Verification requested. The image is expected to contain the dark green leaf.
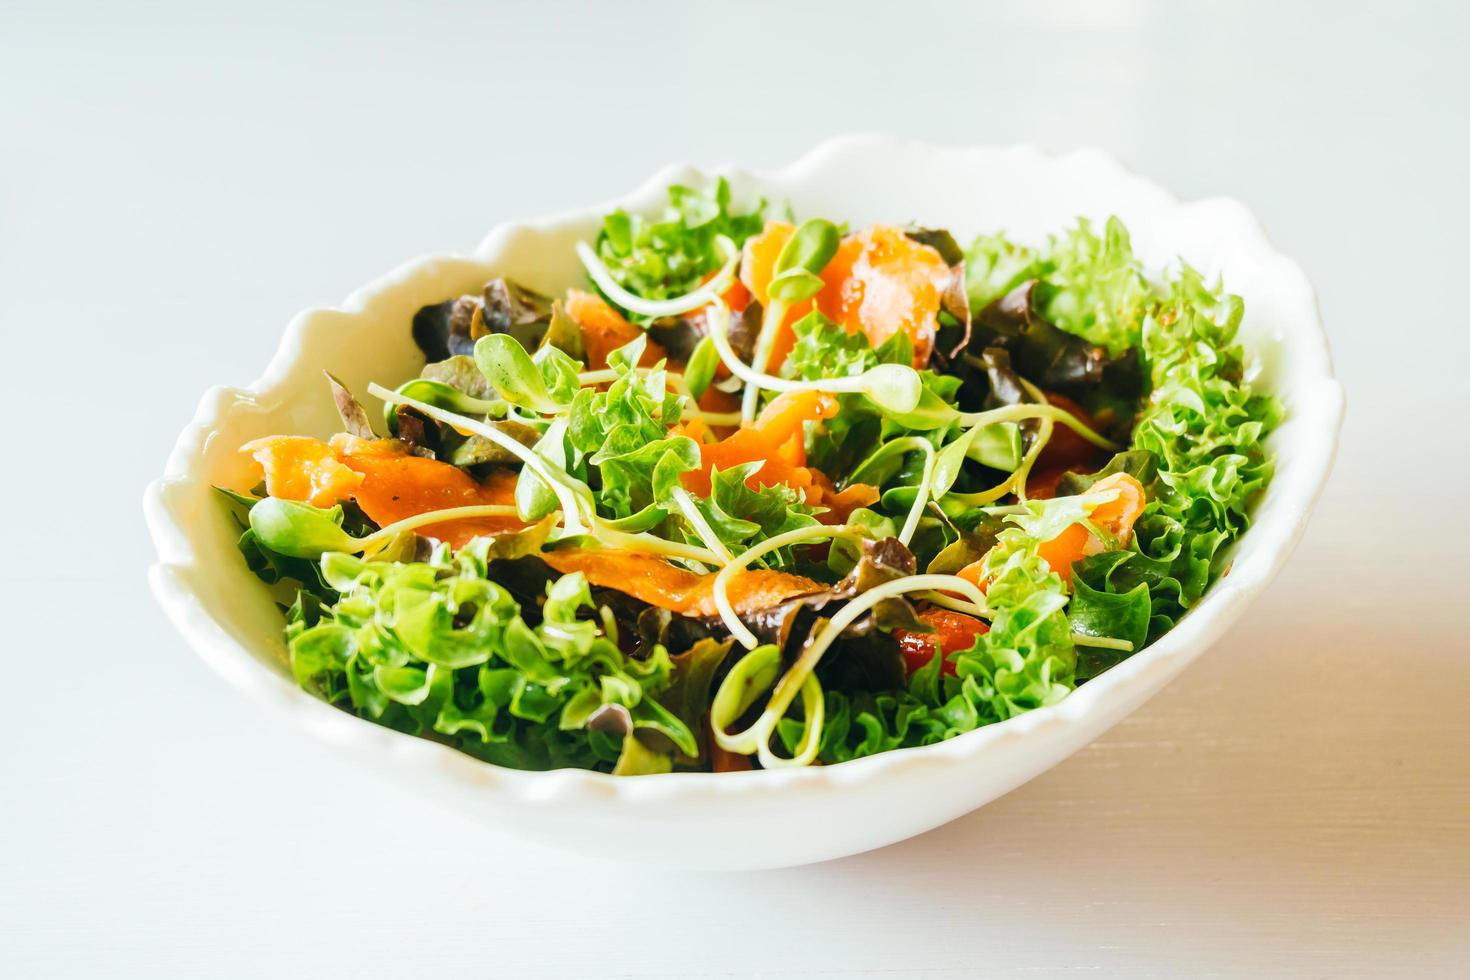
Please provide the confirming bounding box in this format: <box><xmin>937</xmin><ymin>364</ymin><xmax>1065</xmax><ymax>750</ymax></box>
<box><xmin>1069</xmin><ymin>551</ymin><xmax>1151</xmax><ymax>667</ymax></box>
<box><xmin>904</xmin><ymin>227</ymin><xmax>964</xmax><ymax>266</ymax></box>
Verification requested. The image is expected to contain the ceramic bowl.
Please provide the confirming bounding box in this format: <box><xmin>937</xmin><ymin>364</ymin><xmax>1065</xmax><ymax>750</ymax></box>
<box><xmin>144</xmin><ymin>135</ymin><xmax>1343</xmax><ymax>870</ymax></box>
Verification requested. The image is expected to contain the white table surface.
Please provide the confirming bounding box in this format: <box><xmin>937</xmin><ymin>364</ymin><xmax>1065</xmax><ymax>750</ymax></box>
<box><xmin>4</xmin><ymin>1</ymin><xmax>1467</xmax><ymax>976</ymax></box>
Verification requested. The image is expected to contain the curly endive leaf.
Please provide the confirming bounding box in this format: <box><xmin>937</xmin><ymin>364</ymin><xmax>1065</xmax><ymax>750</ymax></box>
<box><xmin>288</xmin><ymin>547</ymin><xmax>694</xmax><ymax>772</ymax></box>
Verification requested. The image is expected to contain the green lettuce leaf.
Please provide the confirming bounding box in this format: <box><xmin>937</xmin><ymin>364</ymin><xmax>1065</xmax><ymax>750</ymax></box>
<box><xmin>594</xmin><ymin>177</ymin><xmax>765</xmax><ymax>322</ymax></box>
<box><xmin>567</xmin><ymin>341</ymin><xmax>688</xmax><ymax>521</ymax></box>
<box><xmin>965</xmin><ymin>231</ymin><xmax>1043</xmax><ymax>312</ymax></box>
<box><xmin>1130</xmin><ymin>265</ymin><xmax>1282</xmax><ymax>626</ymax></box>
<box><xmin>965</xmin><ymin>217</ymin><xmax>1154</xmax><ymax>358</ymax></box>
<box><xmin>1034</xmin><ymin>216</ymin><xmax>1154</xmax><ymax>357</ymax></box>
<box><xmin>289</xmin><ymin>543</ymin><xmax>696</xmax><ymax>773</ymax></box>
<box><xmin>790</xmin><ymin>507</ymin><xmax>1079</xmax><ymax>765</ymax></box>
<box><xmin>1069</xmin><ymin>551</ymin><xmax>1151</xmax><ymax>671</ymax></box>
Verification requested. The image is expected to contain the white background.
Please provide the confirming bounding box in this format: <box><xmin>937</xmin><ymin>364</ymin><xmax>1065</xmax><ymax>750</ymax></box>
<box><xmin>3</xmin><ymin>1</ymin><xmax>1467</xmax><ymax>977</ymax></box>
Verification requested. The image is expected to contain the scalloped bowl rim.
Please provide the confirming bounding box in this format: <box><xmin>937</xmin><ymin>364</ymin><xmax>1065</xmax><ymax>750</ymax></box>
<box><xmin>143</xmin><ymin>135</ymin><xmax>1342</xmax><ymax>864</ymax></box>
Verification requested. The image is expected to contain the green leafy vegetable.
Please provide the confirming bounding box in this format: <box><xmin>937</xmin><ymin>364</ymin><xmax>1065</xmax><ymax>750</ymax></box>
<box><xmin>1069</xmin><ymin>551</ymin><xmax>1151</xmax><ymax>664</ymax></box>
<box><xmin>683</xmin><ymin>335</ymin><xmax>720</xmax><ymax>400</ymax></box>
<box><xmin>219</xmin><ymin>488</ymin><xmax>348</xmax><ymax>607</ymax></box>
<box><xmin>656</xmin><ymin>638</ymin><xmax>735</xmax><ymax>767</ymax></box>
<box><xmin>766</xmin><ymin>218</ymin><xmax>840</xmax><ymax>303</ymax></box>
<box><xmin>698</xmin><ymin>464</ymin><xmax>817</xmax><ymax>558</ymax></box>
<box><xmin>1129</xmin><ymin>265</ymin><xmax>1281</xmax><ymax>627</ymax></box>
<box><xmin>292</xmin><ymin>544</ymin><xmax>695</xmax><ymax>772</ymax></box>
<box><xmin>965</xmin><ymin>231</ymin><xmax>1042</xmax><ymax>312</ymax></box>
<box><xmin>1034</xmin><ymin>216</ymin><xmax>1154</xmax><ymax>357</ymax></box>
<box><xmin>473</xmin><ymin>334</ymin><xmax>571</xmax><ymax>414</ymax></box>
<box><xmin>250</xmin><ymin>497</ymin><xmax>359</xmax><ymax>558</ymax></box>
<box><xmin>782</xmin><ymin>310</ymin><xmax>887</xmax><ymax>381</ymax></box>
<box><xmin>567</xmin><ymin>345</ymin><xmax>687</xmax><ymax>520</ymax></box>
<box><xmin>593</xmin><ymin>178</ymin><xmax>765</xmax><ymax>322</ymax></box>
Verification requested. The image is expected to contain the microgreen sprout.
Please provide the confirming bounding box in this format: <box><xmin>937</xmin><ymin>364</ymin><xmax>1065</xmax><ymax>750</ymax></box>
<box><xmin>954</xmin><ymin>402</ymin><xmax>1116</xmax><ymax>451</ymax></box>
<box><xmin>667</xmin><ymin>486</ymin><xmax>734</xmax><ymax>563</ymax></box>
<box><xmin>846</xmin><ymin>437</ymin><xmax>935</xmax><ymax>546</ymax></box>
<box><xmin>1071</xmin><ymin>634</ymin><xmax>1134</xmax><ymax>652</ymax></box>
<box><xmin>714</xmin><ymin>523</ymin><xmax>872</xmax><ymax>648</ymax></box>
<box><xmin>473</xmin><ymin>333</ymin><xmax>574</xmax><ymax>414</ymax></box>
<box><xmin>369</xmin><ymin>382</ymin><xmax>594</xmax><ymax>534</ymax></box>
<box><xmin>709</xmin><ymin>642</ymin><xmax>825</xmax><ymax>769</ymax></box>
<box><xmin>706</xmin><ymin>302</ymin><xmax>922</xmax><ymax>416</ymax></box>
<box><xmin>249</xmin><ymin>497</ymin><xmax>521</xmax><ymax>559</ymax></box>
<box><xmin>713</xmin><ymin>573</ymin><xmax>990</xmax><ymax>769</ymax></box>
<box><xmin>742</xmin><ymin>218</ymin><xmax>840</xmax><ymax>420</ymax></box>
<box><xmin>381</xmin><ymin>378</ymin><xmax>503</xmax><ymax>433</ymax></box>
<box><xmin>682</xmin><ymin>336</ymin><xmax>720</xmax><ymax>401</ymax></box>
<box><xmin>576</xmin><ymin>235</ymin><xmax>740</xmax><ymax>319</ymax></box>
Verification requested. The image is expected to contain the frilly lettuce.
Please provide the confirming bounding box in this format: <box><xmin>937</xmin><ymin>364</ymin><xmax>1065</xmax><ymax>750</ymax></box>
<box><xmin>963</xmin><ymin>219</ymin><xmax>1280</xmax><ymax>635</ymax></box>
<box><xmin>781</xmin><ymin>309</ymin><xmax>905</xmax><ymax>381</ymax></box>
<box><xmin>965</xmin><ymin>231</ymin><xmax>1043</xmax><ymax>313</ymax></box>
<box><xmin>789</xmin><ymin>506</ymin><xmax>1078</xmax><ymax>764</ymax></box>
<box><xmin>948</xmin><ymin>520</ymin><xmax>1076</xmax><ymax>716</ymax></box>
<box><xmin>965</xmin><ymin>216</ymin><xmax>1153</xmax><ymax>358</ymax></box>
<box><xmin>1035</xmin><ymin>216</ymin><xmax>1154</xmax><ymax>357</ymax></box>
<box><xmin>1130</xmin><ymin>265</ymin><xmax>1281</xmax><ymax>628</ymax></box>
<box><xmin>566</xmin><ymin>338</ymin><xmax>817</xmax><ymax>556</ymax></box>
<box><xmin>288</xmin><ymin>538</ymin><xmax>697</xmax><ymax>773</ymax></box>
<box><xmin>594</xmin><ymin>177</ymin><xmax>765</xmax><ymax>322</ymax></box>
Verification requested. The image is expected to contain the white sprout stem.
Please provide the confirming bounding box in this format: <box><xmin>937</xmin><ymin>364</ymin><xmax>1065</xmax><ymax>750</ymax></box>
<box><xmin>706</xmin><ymin>301</ymin><xmax>882</xmax><ymax>400</ymax></box>
<box><xmin>420</xmin><ymin>391</ymin><xmax>502</xmax><ymax>415</ymax></box>
<box><xmin>715</xmin><ymin>574</ymin><xmax>990</xmax><ymax>767</ymax></box>
<box><xmin>946</xmin><ymin>415</ymin><xmax>1054</xmax><ymax>507</ymax></box>
<box><xmin>716</xmin><ymin>524</ymin><xmax>869</xmax><ymax>650</ymax></box>
<box><xmin>955</xmin><ymin>402</ymin><xmax>1118</xmax><ymax>452</ymax></box>
<box><xmin>757</xmin><ymin>672</ymin><xmax>824</xmax><ymax>770</ymax></box>
<box><xmin>765</xmin><ymin>574</ymin><xmax>987</xmax><ymax>727</ymax></box>
<box><xmin>668</xmin><ymin>487</ymin><xmax>733</xmax><ymax>564</ymax></box>
<box><xmin>576</xmin><ymin>366</ymin><xmax>685</xmax><ymax>386</ymax></box>
<box><xmin>368</xmin><ymin>383</ymin><xmax>593</xmax><ymax>535</ymax></box>
<box><xmin>590</xmin><ymin>525</ymin><xmax>724</xmax><ymax>566</ymax></box>
<box><xmin>575</xmin><ymin>368</ymin><xmax>621</xmax><ymax>386</ymax></box>
<box><xmin>1071</xmin><ymin>633</ymin><xmax>1135</xmax><ymax>652</ymax></box>
<box><xmin>685</xmin><ymin>409</ymin><xmax>743</xmax><ymax>427</ymax></box>
<box><xmin>356</xmin><ymin>505</ymin><xmax>526</xmax><ymax>549</ymax></box>
<box><xmin>916</xmin><ymin>590</ymin><xmax>992</xmax><ymax>619</ymax></box>
<box><xmin>575</xmin><ymin>236</ymin><xmax>739</xmax><ymax>319</ymax></box>
<box><xmin>740</xmin><ymin>298</ymin><xmax>790</xmax><ymax>422</ymax></box>
<box><xmin>901</xmin><ymin>443</ymin><xmax>935</xmax><ymax>545</ymax></box>
<box><xmin>709</xmin><ymin>645</ymin><xmax>782</xmax><ymax>753</ymax></box>
<box><xmin>708</xmin><ymin>647</ymin><xmax>825</xmax><ymax>769</ymax></box>
<box><xmin>1012</xmin><ymin>416</ymin><xmax>1054</xmax><ymax>504</ymax></box>
<box><xmin>842</xmin><ymin>435</ymin><xmax>933</xmax><ymax>545</ymax></box>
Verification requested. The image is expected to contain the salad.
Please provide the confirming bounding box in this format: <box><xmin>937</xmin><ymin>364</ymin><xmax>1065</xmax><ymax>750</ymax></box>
<box><xmin>221</xmin><ymin>180</ymin><xmax>1280</xmax><ymax>775</ymax></box>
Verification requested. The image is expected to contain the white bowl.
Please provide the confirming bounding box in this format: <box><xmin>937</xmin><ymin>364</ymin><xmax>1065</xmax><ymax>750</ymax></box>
<box><xmin>144</xmin><ymin>136</ymin><xmax>1343</xmax><ymax>870</ymax></box>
